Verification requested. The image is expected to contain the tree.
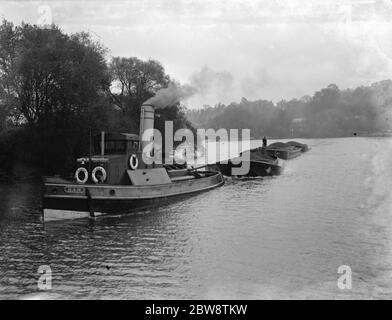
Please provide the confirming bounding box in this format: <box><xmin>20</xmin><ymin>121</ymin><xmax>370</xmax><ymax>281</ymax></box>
<box><xmin>17</xmin><ymin>26</ymin><xmax>109</xmax><ymax>125</ymax></box>
<box><xmin>0</xmin><ymin>20</ymin><xmax>21</xmax><ymax>131</ymax></box>
<box><xmin>0</xmin><ymin>20</ymin><xmax>110</xmax><ymax>173</ymax></box>
<box><xmin>108</xmin><ymin>57</ymin><xmax>170</xmax><ymax>125</ymax></box>
<box><xmin>185</xmin><ymin>81</ymin><xmax>391</xmax><ymax>138</ymax></box>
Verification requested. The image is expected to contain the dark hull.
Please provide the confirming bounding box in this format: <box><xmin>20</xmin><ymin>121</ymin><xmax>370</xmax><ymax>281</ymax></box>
<box><xmin>43</xmin><ymin>172</ymin><xmax>224</xmax><ymax>221</ymax></box>
<box><xmin>266</xmin><ymin>147</ymin><xmax>302</xmax><ymax>160</ymax></box>
<box><xmin>286</xmin><ymin>141</ymin><xmax>310</xmax><ymax>152</ymax></box>
<box><xmin>213</xmin><ymin>160</ymin><xmax>282</xmax><ymax>177</ymax></box>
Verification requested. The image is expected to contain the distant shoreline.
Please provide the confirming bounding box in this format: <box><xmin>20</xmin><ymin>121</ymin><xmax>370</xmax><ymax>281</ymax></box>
<box><xmin>207</xmin><ymin>133</ymin><xmax>392</xmax><ymax>142</ymax></box>
<box><xmin>252</xmin><ymin>132</ymin><xmax>392</xmax><ymax>140</ymax></box>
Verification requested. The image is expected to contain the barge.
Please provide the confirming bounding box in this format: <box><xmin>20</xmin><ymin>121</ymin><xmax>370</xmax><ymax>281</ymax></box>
<box><xmin>266</xmin><ymin>142</ymin><xmax>303</xmax><ymax>160</ymax></box>
<box><xmin>212</xmin><ymin>147</ymin><xmax>282</xmax><ymax>177</ymax></box>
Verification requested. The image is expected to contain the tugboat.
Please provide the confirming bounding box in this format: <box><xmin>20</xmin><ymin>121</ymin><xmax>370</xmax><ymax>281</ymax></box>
<box><xmin>211</xmin><ymin>147</ymin><xmax>282</xmax><ymax>177</ymax></box>
<box><xmin>42</xmin><ymin>104</ymin><xmax>224</xmax><ymax>221</ymax></box>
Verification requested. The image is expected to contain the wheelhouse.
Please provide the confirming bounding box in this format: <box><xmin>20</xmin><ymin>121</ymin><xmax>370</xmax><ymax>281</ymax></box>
<box><xmin>74</xmin><ymin>132</ymin><xmax>147</xmax><ymax>185</ymax></box>
<box><xmin>93</xmin><ymin>133</ymin><xmax>140</xmax><ymax>155</ymax></box>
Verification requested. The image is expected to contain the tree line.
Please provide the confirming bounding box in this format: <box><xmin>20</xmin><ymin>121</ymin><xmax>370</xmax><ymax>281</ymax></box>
<box><xmin>1</xmin><ymin>20</ymin><xmax>391</xmax><ymax>177</ymax></box>
<box><xmin>0</xmin><ymin>20</ymin><xmax>193</xmax><ymax>176</ymax></box>
<box><xmin>187</xmin><ymin>82</ymin><xmax>392</xmax><ymax>138</ymax></box>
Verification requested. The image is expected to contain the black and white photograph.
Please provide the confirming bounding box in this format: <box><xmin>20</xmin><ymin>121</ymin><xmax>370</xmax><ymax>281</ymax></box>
<box><xmin>0</xmin><ymin>0</ymin><xmax>392</xmax><ymax>304</ymax></box>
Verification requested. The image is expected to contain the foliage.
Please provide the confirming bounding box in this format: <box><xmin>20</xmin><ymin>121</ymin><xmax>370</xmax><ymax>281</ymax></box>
<box><xmin>0</xmin><ymin>20</ymin><xmax>194</xmax><ymax>175</ymax></box>
<box><xmin>0</xmin><ymin>21</ymin><xmax>110</xmax><ymax>173</ymax></box>
<box><xmin>186</xmin><ymin>82</ymin><xmax>392</xmax><ymax>138</ymax></box>
<box><xmin>107</xmin><ymin>56</ymin><xmax>170</xmax><ymax>132</ymax></box>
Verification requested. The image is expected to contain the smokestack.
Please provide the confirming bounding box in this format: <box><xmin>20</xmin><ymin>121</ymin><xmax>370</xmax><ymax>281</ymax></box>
<box><xmin>139</xmin><ymin>104</ymin><xmax>155</xmax><ymax>152</ymax></box>
<box><xmin>138</xmin><ymin>83</ymin><xmax>197</xmax><ymax>153</ymax></box>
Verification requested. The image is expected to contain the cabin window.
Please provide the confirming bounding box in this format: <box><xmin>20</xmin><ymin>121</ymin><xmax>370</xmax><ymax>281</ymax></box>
<box><xmin>104</xmin><ymin>140</ymin><xmax>126</xmax><ymax>154</ymax></box>
<box><xmin>128</xmin><ymin>141</ymin><xmax>138</xmax><ymax>150</ymax></box>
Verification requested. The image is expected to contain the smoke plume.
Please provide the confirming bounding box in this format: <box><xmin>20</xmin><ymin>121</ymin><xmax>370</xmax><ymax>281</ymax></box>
<box><xmin>144</xmin><ymin>66</ymin><xmax>270</xmax><ymax>110</ymax></box>
<box><xmin>185</xmin><ymin>66</ymin><xmax>270</xmax><ymax>109</ymax></box>
<box><xmin>187</xmin><ymin>66</ymin><xmax>235</xmax><ymax>108</ymax></box>
<box><xmin>144</xmin><ymin>83</ymin><xmax>197</xmax><ymax>109</ymax></box>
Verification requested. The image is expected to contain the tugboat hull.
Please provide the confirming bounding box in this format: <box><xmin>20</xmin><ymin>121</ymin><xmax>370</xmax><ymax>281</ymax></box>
<box><xmin>43</xmin><ymin>172</ymin><xmax>224</xmax><ymax>221</ymax></box>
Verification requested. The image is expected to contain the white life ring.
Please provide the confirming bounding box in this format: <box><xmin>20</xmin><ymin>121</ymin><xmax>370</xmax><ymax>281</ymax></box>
<box><xmin>91</xmin><ymin>166</ymin><xmax>107</xmax><ymax>184</ymax></box>
<box><xmin>75</xmin><ymin>167</ymin><xmax>88</xmax><ymax>184</ymax></box>
<box><xmin>129</xmin><ymin>154</ymin><xmax>138</xmax><ymax>170</ymax></box>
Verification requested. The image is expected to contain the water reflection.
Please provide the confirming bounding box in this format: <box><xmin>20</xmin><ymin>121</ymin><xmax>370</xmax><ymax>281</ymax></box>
<box><xmin>1</xmin><ymin>138</ymin><xmax>392</xmax><ymax>299</ymax></box>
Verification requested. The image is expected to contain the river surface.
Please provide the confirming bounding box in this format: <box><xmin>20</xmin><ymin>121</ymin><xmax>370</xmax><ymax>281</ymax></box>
<box><xmin>1</xmin><ymin>137</ymin><xmax>392</xmax><ymax>299</ymax></box>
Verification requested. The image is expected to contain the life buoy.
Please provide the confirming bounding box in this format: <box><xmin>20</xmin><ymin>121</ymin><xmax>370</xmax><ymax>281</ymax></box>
<box><xmin>75</xmin><ymin>167</ymin><xmax>88</xmax><ymax>184</ymax></box>
<box><xmin>129</xmin><ymin>154</ymin><xmax>138</xmax><ymax>170</ymax></box>
<box><xmin>91</xmin><ymin>166</ymin><xmax>107</xmax><ymax>184</ymax></box>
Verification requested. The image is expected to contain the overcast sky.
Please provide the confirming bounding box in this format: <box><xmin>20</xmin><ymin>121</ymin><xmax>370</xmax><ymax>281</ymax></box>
<box><xmin>2</xmin><ymin>0</ymin><xmax>392</xmax><ymax>108</ymax></box>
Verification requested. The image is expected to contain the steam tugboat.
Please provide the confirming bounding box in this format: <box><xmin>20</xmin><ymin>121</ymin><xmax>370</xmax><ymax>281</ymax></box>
<box><xmin>42</xmin><ymin>104</ymin><xmax>224</xmax><ymax>221</ymax></box>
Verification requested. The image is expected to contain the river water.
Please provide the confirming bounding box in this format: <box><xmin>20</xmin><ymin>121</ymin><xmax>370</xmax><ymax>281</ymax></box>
<box><xmin>1</xmin><ymin>137</ymin><xmax>392</xmax><ymax>299</ymax></box>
